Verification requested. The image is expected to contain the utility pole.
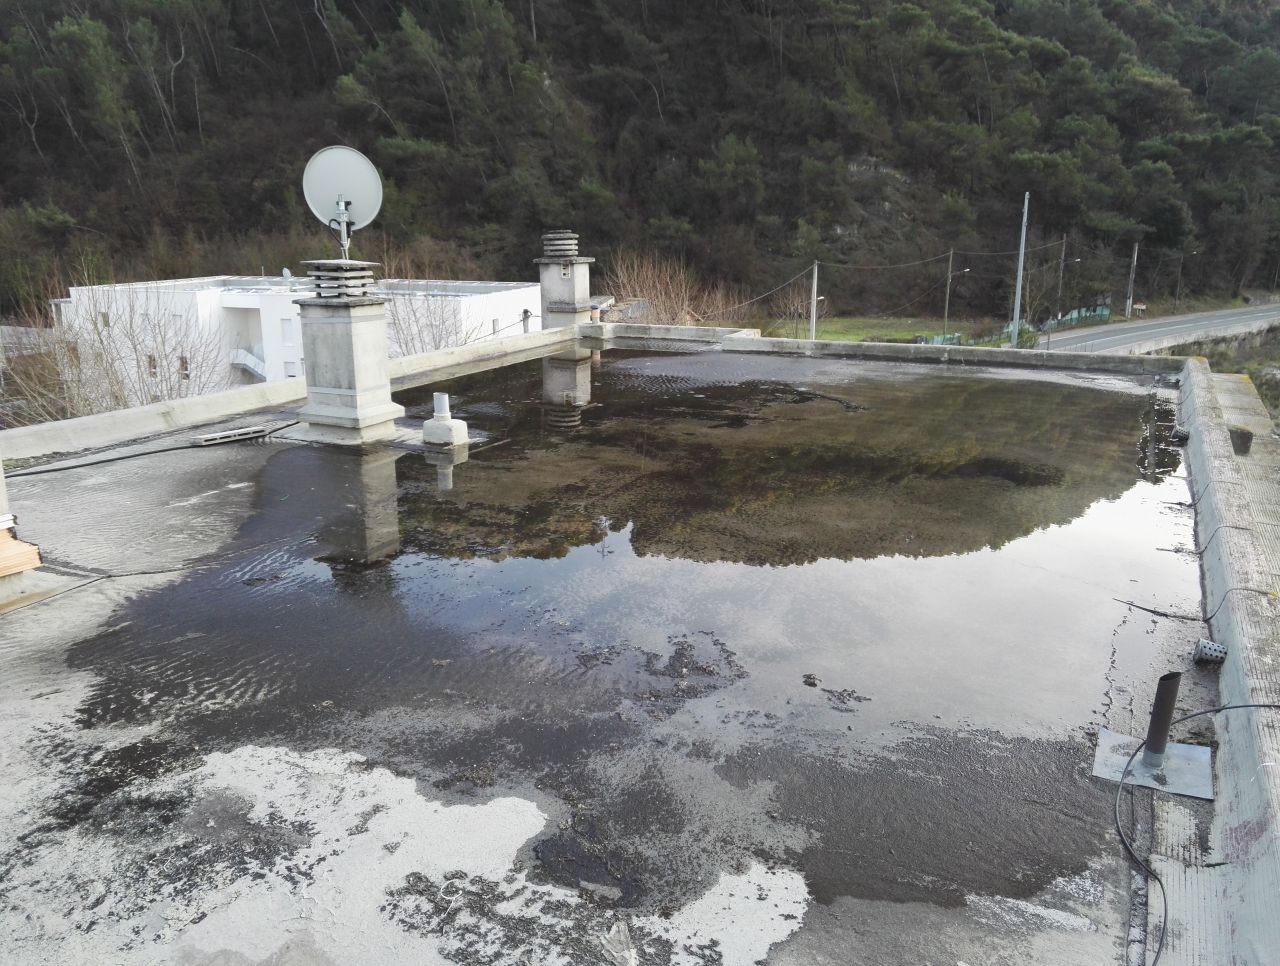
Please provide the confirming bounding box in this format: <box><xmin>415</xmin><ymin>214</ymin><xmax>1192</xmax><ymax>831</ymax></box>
<box><xmin>1054</xmin><ymin>234</ymin><xmax>1067</xmax><ymax>321</ymax></box>
<box><xmin>943</xmin><ymin>253</ymin><xmax>968</xmax><ymax>341</ymax></box>
<box><xmin>1175</xmin><ymin>249</ymin><xmax>1199</xmax><ymax>310</ymax></box>
<box><xmin>1125</xmin><ymin>240</ymin><xmax>1139</xmax><ymax>318</ymax></box>
<box><xmin>943</xmin><ymin>248</ymin><xmax>954</xmax><ymax>337</ymax></box>
<box><xmin>808</xmin><ymin>260</ymin><xmax>819</xmax><ymax>341</ymax></box>
<box><xmin>1010</xmin><ymin>192</ymin><xmax>1030</xmax><ymax>348</ymax></box>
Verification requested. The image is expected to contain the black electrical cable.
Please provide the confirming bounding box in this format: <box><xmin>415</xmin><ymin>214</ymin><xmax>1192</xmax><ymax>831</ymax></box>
<box><xmin>7</xmin><ymin>443</ymin><xmax>198</xmax><ymax>478</ymax></box>
<box><xmin>6</xmin><ymin>421</ymin><xmax>300</xmax><ymax>479</ymax></box>
<box><xmin>1113</xmin><ymin>702</ymin><xmax>1280</xmax><ymax>965</ymax></box>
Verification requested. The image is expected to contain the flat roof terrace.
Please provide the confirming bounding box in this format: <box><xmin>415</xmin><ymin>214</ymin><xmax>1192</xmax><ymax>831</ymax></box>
<box><xmin>0</xmin><ymin>345</ymin><xmax>1215</xmax><ymax>964</ymax></box>
<box><xmin>58</xmin><ymin>275</ymin><xmax>537</xmax><ymax>298</ymax></box>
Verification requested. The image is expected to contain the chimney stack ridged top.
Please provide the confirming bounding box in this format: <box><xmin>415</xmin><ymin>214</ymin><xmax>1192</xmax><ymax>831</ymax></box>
<box><xmin>541</xmin><ymin>230</ymin><xmax>579</xmax><ymax>258</ymax></box>
<box><xmin>299</xmin><ymin>258</ymin><xmax>381</xmax><ymax>300</ymax></box>
<box><xmin>534</xmin><ymin>230</ymin><xmax>593</xmax><ymax>265</ymax></box>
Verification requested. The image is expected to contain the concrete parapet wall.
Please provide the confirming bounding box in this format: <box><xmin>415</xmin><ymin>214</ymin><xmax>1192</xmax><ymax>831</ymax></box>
<box><xmin>0</xmin><ymin>328</ymin><xmax>596</xmax><ymax>462</ymax></box>
<box><xmin>583</xmin><ymin>320</ymin><xmax>1185</xmax><ymax>373</ymax></box>
<box><xmin>0</xmin><ymin>380</ymin><xmax>307</xmax><ymax>461</ymax></box>
<box><xmin>389</xmin><ymin>327</ymin><xmax>576</xmax><ymax>391</ymax></box>
<box><xmin>581</xmin><ymin>322</ymin><xmax>761</xmax><ymax>342</ymax></box>
<box><xmin>1177</xmin><ymin>357</ymin><xmax>1280</xmax><ymax>962</ymax></box>
<box><xmin>720</xmin><ymin>332</ymin><xmax>1184</xmax><ymax>373</ymax></box>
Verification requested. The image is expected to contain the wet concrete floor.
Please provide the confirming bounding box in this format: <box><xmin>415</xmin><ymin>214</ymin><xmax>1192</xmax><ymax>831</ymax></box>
<box><xmin>1</xmin><ymin>351</ymin><xmax>1203</xmax><ymax>964</ymax></box>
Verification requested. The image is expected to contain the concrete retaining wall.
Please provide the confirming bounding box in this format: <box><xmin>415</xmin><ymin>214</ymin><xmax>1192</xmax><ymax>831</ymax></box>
<box><xmin>1116</xmin><ymin>317</ymin><xmax>1280</xmax><ymax>356</ymax></box>
<box><xmin>1177</xmin><ymin>358</ymin><xmax>1280</xmax><ymax>962</ymax></box>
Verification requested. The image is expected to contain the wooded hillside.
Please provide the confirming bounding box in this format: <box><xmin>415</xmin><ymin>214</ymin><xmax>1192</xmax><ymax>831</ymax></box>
<box><xmin>3</xmin><ymin>0</ymin><xmax>1280</xmax><ymax>317</ymax></box>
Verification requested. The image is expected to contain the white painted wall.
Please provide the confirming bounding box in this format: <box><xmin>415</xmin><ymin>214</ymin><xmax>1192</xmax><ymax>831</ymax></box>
<box><xmin>48</xmin><ymin>275</ymin><xmax>540</xmax><ymax>405</ymax></box>
<box><xmin>380</xmin><ymin>280</ymin><xmax>542</xmax><ymax>355</ymax></box>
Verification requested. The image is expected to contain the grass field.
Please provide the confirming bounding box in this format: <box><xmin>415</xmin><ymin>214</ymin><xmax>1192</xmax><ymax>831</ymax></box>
<box><xmin>764</xmin><ymin>316</ymin><xmax>1002</xmax><ymax>343</ymax></box>
<box><xmin>766</xmin><ymin>295</ymin><xmax>1248</xmax><ymax>345</ymax></box>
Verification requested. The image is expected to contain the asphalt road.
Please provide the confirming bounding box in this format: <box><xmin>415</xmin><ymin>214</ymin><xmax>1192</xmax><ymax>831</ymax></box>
<box><xmin>1039</xmin><ymin>303</ymin><xmax>1280</xmax><ymax>352</ymax></box>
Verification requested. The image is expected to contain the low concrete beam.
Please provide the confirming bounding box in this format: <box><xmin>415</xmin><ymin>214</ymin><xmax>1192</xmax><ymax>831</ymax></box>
<box><xmin>718</xmin><ymin>333</ymin><xmax>1185</xmax><ymax>374</ymax></box>
<box><xmin>579</xmin><ymin>322</ymin><xmax>762</xmax><ymax>342</ymax></box>
<box><xmin>579</xmin><ymin>321</ymin><xmax>1184</xmax><ymax>373</ymax></box>
<box><xmin>389</xmin><ymin>327</ymin><xmax>576</xmax><ymax>391</ymax></box>
<box><xmin>0</xmin><ymin>380</ymin><xmax>307</xmax><ymax>462</ymax></box>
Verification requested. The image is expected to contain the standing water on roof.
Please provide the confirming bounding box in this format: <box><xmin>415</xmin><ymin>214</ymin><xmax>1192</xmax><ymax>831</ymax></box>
<box><xmin>1</xmin><ymin>350</ymin><xmax>1199</xmax><ymax>965</ymax></box>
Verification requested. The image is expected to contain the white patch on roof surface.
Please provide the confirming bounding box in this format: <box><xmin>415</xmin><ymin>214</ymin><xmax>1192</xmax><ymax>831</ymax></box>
<box><xmin>2</xmin><ymin>743</ymin><xmax>810</xmax><ymax>965</ymax></box>
<box><xmin>637</xmin><ymin>862</ymin><xmax>810</xmax><ymax>964</ymax></box>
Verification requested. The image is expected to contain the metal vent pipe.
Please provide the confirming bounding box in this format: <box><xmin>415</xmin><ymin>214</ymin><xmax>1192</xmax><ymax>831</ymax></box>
<box><xmin>1142</xmin><ymin>671</ymin><xmax>1183</xmax><ymax>768</ymax></box>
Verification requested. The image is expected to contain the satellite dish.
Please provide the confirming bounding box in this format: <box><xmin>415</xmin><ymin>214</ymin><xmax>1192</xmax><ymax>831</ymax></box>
<box><xmin>302</xmin><ymin>145</ymin><xmax>383</xmax><ymax>259</ymax></box>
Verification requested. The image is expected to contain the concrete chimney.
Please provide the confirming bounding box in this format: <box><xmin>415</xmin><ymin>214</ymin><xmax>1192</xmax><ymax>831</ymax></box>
<box><xmin>534</xmin><ymin>231</ymin><xmax>594</xmax><ymax>329</ymax></box>
<box><xmin>291</xmin><ymin>259</ymin><xmax>404</xmax><ymax>445</ymax></box>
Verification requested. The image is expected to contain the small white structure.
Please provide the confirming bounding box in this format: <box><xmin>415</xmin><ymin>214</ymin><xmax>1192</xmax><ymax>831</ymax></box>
<box><xmin>422</xmin><ymin>392</ymin><xmax>468</xmax><ymax>447</ymax></box>
<box><xmin>48</xmin><ymin>273</ymin><xmax>540</xmax><ymax>399</ymax></box>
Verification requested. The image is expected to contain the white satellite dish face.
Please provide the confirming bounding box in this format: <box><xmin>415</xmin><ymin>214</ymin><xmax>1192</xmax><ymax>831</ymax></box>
<box><xmin>302</xmin><ymin>146</ymin><xmax>383</xmax><ymax>258</ymax></box>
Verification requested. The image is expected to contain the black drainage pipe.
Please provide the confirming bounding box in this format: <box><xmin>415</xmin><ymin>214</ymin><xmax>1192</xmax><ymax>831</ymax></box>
<box><xmin>1142</xmin><ymin>671</ymin><xmax>1183</xmax><ymax>768</ymax></box>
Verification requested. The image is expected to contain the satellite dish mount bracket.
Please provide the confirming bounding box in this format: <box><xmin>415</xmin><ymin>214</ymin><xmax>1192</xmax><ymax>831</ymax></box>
<box><xmin>330</xmin><ymin>195</ymin><xmax>352</xmax><ymax>260</ymax></box>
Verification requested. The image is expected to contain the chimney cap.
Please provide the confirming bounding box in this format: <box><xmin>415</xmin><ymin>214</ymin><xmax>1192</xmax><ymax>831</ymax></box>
<box><xmin>296</xmin><ymin>258</ymin><xmax>383</xmax><ymax>302</ymax></box>
<box><xmin>535</xmin><ymin>229</ymin><xmax>594</xmax><ymax>265</ymax></box>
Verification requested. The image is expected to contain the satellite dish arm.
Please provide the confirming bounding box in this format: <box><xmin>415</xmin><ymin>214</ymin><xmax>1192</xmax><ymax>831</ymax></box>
<box><xmin>328</xmin><ymin>195</ymin><xmax>352</xmax><ymax>259</ymax></box>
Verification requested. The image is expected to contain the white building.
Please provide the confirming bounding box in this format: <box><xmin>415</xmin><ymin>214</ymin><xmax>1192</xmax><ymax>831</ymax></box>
<box><xmin>49</xmin><ymin>274</ymin><xmax>541</xmax><ymax>392</ymax></box>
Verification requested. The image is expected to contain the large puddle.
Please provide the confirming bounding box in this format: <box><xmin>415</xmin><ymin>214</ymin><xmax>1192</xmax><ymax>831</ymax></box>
<box><xmin>44</xmin><ymin>350</ymin><xmax>1199</xmax><ymax>949</ymax></box>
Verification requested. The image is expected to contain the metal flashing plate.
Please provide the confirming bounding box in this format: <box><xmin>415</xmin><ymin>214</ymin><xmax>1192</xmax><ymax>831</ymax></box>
<box><xmin>1092</xmin><ymin>727</ymin><xmax>1215</xmax><ymax>800</ymax></box>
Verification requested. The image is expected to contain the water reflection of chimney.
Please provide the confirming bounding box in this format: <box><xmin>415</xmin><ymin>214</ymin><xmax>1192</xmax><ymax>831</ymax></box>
<box><xmin>317</xmin><ymin>448</ymin><xmax>406</xmax><ymax>567</ymax></box>
<box><xmin>543</xmin><ymin>347</ymin><xmax>593</xmax><ymax>432</ymax></box>
<box><xmin>424</xmin><ymin>443</ymin><xmax>470</xmax><ymax>491</ymax></box>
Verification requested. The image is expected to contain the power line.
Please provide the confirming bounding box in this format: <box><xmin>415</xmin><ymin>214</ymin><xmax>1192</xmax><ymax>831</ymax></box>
<box><xmin>716</xmin><ymin>266</ymin><xmax>813</xmax><ymax>314</ymax></box>
<box><xmin>819</xmin><ymin>252</ymin><xmax>950</xmax><ymax>271</ymax></box>
<box><xmin>953</xmin><ymin>239</ymin><xmax>1064</xmax><ymax>257</ymax></box>
<box><xmin>866</xmin><ymin>275</ymin><xmax>948</xmax><ymax>319</ymax></box>
<box><xmin>708</xmin><ymin>235</ymin><xmax>1147</xmax><ymax>321</ymax></box>
<box><xmin>819</xmin><ymin>238</ymin><xmax>1073</xmax><ymax>271</ymax></box>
